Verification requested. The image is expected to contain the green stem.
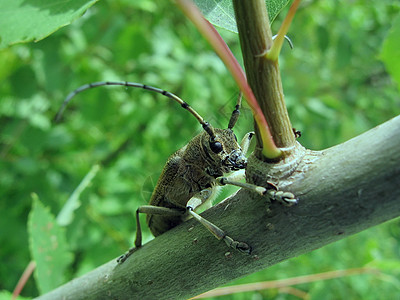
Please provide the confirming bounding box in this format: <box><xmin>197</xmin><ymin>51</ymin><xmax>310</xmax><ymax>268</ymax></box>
<box><xmin>267</xmin><ymin>0</ymin><xmax>301</xmax><ymax>61</ymax></box>
<box><xmin>174</xmin><ymin>0</ymin><xmax>281</xmax><ymax>159</ymax></box>
<box><xmin>233</xmin><ymin>0</ymin><xmax>296</xmax><ymax>159</ymax></box>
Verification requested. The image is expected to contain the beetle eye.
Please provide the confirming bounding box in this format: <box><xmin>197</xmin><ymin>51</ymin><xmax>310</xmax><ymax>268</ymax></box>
<box><xmin>209</xmin><ymin>140</ymin><xmax>223</xmax><ymax>153</ymax></box>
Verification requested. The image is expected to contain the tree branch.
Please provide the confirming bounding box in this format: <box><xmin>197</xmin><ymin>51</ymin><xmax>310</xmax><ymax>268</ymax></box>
<box><xmin>35</xmin><ymin>115</ymin><xmax>400</xmax><ymax>300</ymax></box>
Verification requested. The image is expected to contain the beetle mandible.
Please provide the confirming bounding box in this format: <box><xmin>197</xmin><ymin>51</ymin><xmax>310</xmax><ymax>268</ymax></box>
<box><xmin>56</xmin><ymin>81</ymin><xmax>297</xmax><ymax>263</ymax></box>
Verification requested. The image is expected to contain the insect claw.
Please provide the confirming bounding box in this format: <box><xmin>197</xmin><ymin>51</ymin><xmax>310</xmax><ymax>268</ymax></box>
<box><xmin>237</xmin><ymin>242</ymin><xmax>251</xmax><ymax>254</ymax></box>
<box><xmin>268</xmin><ymin>190</ymin><xmax>298</xmax><ymax>206</ymax></box>
<box><xmin>117</xmin><ymin>246</ymin><xmax>140</xmax><ymax>264</ymax></box>
<box><xmin>282</xmin><ymin>195</ymin><xmax>298</xmax><ymax>206</ymax></box>
<box><xmin>224</xmin><ymin>236</ymin><xmax>251</xmax><ymax>254</ymax></box>
<box><xmin>117</xmin><ymin>254</ymin><xmax>128</xmax><ymax>264</ymax></box>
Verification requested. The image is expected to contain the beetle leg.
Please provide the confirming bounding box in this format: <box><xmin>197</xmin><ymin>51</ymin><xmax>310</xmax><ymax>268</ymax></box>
<box><xmin>217</xmin><ymin>175</ymin><xmax>298</xmax><ymax>206</ymax></box>
<box><xmin>217</xmin><ymin>175</ymin><xmax>267</xmax><ymax>195</ymax></box>
<box><xmin>117</xmin><ymin>205</ymin><xmax>184</xmax><ymax>264</ymax></box>
<box><xmin>187</xmin><ymin>192</ymin><xmax>251</xmax><ymax>254</ymax></box>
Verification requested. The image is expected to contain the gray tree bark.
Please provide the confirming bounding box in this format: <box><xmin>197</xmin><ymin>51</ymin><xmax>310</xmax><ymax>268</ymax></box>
<box><xmin>35</xmin><ymin>115</ymin><xmax>400</xmax><ymax>300</ymax></box>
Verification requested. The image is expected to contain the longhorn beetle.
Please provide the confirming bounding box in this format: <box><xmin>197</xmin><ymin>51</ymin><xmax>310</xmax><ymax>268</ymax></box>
<box><xmin>56</xmin><ymin>81</ymin><xmax>297</xmax><ymax>263</ymax></box>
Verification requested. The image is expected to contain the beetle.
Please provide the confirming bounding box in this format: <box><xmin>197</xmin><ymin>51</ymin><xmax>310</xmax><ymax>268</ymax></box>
<box><xmin>56</xmin><ymin>81</ymin><xmax>297</xmax><ymax>263</ymax></box>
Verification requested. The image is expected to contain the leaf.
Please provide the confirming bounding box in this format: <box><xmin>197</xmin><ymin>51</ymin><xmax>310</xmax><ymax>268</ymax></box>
<box><xmin>380</xmin><ymin>13</ymin><xmax>400</xmax><ymax>91</ymax></box>
<box><xmin>28</xmin><ymin>194</ymin><xmax>73</xmax><ymax>294</ymax></box>
<box><xmin>194</xmin><ymin>0</ymin><xmax>291</xmax><ymax>33</ymax></box>
<box><xmin>56</xmin><ymin>164</ymin><xmax>100</xmax><ymax>226</ymax></box>
<box><xmin>0</xmin><ymin>0</ymin><xmax>99</xmax><ymax>49</ymax></box>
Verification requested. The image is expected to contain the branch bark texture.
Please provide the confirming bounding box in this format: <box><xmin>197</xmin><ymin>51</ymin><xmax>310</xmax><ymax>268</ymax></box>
<box><xmin>35</xmin><ymin>115</ymin><xmax>400</xmax><ymax>300</ymax></box>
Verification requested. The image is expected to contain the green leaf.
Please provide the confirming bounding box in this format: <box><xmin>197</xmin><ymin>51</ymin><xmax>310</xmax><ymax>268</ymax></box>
<box><xmin>57</xmin><ymin>164</ymin><xmax>100</xmax><ymax>226</ymax></box>
<box><xmin>28</xmin><ymin>194</ymin><xmax>73</xmax><ymax>294</ymax></box>
<box><xmin>0</xmin><ymin>0</ymin><xmax>99</xmax><ymax>49</ymax></box>
<box><xmin>380</xmin><ymin>13</ymin><xmax>400</xmax><ymax>91</ymax></box>
<box><xmin>194</xmin><ymin>0</ymin><xmax>291</xmax><ymax>33</ymax></box>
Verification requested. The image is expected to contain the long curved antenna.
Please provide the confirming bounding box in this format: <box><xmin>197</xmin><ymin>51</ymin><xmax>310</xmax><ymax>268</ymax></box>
<box><xmin>55</xmin><ymin>81</ymin><xmax>217</xmax><ymax>139</ymax></box>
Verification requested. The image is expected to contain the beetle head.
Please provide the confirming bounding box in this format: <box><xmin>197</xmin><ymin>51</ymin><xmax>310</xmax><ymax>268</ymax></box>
<box><xmin>200</xmin><ymin>128</ymin><xmax>247</xmax><ymax>176</ymax></box>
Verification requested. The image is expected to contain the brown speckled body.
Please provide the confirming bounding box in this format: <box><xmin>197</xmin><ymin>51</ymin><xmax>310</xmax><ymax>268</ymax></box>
<box><xmin>146</xmin><ymin>128</ymin><xmax>245</xmax><ymax>236</ymax></box>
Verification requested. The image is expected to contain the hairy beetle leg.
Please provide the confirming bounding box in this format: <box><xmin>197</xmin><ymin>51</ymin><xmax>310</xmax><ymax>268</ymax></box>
<box><xmin>187</xmin><ymin>192</ymin><xmax>251</xmax><ymax>255</ymax></box>
<box><xmin>117</xmin><ymin>205</ymin><xmax>184</xmax><ymax>264</ymax></box>
<box><xmin>217</xmin><ymin>174</ymin><xmax>298</xmax><ymax>205</ymax></box>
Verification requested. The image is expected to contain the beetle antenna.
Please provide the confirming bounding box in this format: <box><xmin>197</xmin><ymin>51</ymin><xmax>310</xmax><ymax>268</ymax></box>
<box><xmin>55</xmin><ymin>81</ymin><xmax>217</xmax><ymax>140</ymax></box>
<box><xmin>227</xmin><ymin>92</ymin><xmax>242</xmax><ymax>130</ymax></box>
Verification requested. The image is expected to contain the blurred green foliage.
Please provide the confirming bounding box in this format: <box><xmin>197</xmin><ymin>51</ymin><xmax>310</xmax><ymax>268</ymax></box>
<box><xmin>0</xmin><ymin>0</ymin><xmax>399</xmax><ymax>299</ymax></box>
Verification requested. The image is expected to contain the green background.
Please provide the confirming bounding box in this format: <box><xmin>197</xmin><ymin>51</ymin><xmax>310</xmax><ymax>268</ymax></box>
<box><xmin>1</xmin><ymin>0</ymin><xmax>400</xmax><ymax>298</ymax></box>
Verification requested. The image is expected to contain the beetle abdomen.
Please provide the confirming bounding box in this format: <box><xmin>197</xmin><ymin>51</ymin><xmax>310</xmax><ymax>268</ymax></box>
<box><xmin>147</xmin><ymin>213</ymin><xmax>184</xmax><ymax>237</ymax></box>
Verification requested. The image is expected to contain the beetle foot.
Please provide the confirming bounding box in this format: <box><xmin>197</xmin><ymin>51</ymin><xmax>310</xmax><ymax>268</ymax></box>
<box><xmin>224</xmin><ymin>235</ymin><xmax>251</xmax><ymax>254</ymax></box>
<box><xmin>267</xmin><ymin>189</ymin><xmax>298</xmax><ymax>206</ymax></box>
<box><xmin>117</xmin><ymin>246</ymin><xmax>140</xmax><ymax>264</ymax></box>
